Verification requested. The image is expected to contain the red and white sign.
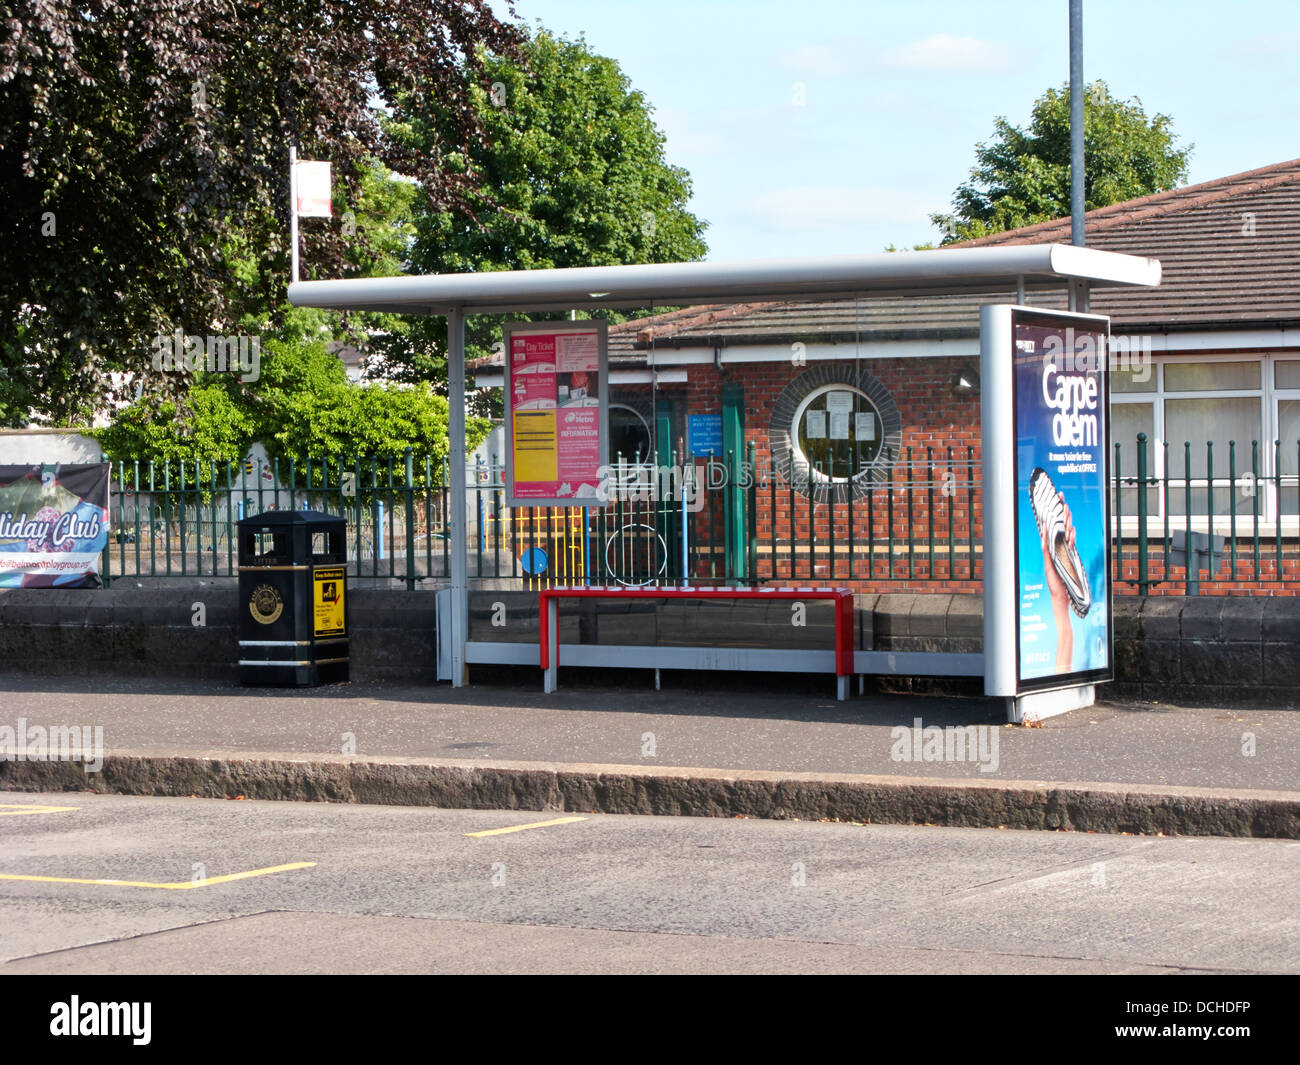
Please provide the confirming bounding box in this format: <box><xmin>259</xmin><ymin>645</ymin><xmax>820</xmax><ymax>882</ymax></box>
<box><xmin>294</xmin><ymin>161</ymin><xmax>332</xmax><ymax>217</ymax></box>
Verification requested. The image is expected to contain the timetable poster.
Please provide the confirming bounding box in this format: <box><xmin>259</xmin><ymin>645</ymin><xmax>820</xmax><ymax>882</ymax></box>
<box><xmin>504</xmin><ymin>322</ymin><xmax>609</xmax><ymax>507</ymax></box>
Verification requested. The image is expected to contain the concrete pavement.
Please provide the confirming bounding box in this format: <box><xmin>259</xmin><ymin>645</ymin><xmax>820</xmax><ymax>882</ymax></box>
<box><xmin>0</xmin><ymin>673</ymin><xmax>1296</xmax><ymax>837</ymax></box>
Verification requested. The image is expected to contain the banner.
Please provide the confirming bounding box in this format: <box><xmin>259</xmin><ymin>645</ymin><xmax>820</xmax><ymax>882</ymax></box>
<box><xmin>1011</xmin><ymin>309</ymin><xmax>1112</xmax><ymax>692</ymax></box>
<box><xmin>0</xmin><ymin>463</ymin><xmax>110</xmax><ymax>588</ymax></box>
<box><xmin>504</xmin><ymin>321</ymin><xmax>609</xmax><ymax>507</ymax></box>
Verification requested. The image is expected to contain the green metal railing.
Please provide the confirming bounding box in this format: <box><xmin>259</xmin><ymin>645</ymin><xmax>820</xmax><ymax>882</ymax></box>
<box><xmin>100</xmin><ymin>437</ymin><xmax>1300</xmax><ymax>593</ymax></box>
<box><xmin>1113</xmin><ymin>434</ymin><xmax>1300</xmax><ymax>593</ymax></box>
<box><xmin>101</xmin><ymin>450</ymin><xmax>449</xmax><ymax>590</ymax></box>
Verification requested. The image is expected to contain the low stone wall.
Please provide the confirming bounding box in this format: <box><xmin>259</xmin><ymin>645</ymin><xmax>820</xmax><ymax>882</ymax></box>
<box><xmin>0</xmin><ymin>582</ymin><xmax>1296</xmax><ymax>706</ymax></box>
<box><xmin>1110</xmin><ymin>595</ymin><xmax>1300</xmax><ymax>707</ymax></box>
<box><xmin>0</xmin><ymin>580</ymin><xmax>436</xmax><ymax>684</ymax></box>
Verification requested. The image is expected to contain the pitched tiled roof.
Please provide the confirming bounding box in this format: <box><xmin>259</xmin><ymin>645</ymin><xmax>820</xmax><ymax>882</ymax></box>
<box><xmin>464</xmin><ymin>303</ymin><xmax>773</xmax><ymax>370</ymax></box>
<box><xmin>601</xmin><ymin>158</ymin><xmax>1300</xmax><ymax>357</ymax></box>
<box><xmin>953</xmin><ymin>158</ymin><xmax>1300</xmax><ymax>247</ymax></box>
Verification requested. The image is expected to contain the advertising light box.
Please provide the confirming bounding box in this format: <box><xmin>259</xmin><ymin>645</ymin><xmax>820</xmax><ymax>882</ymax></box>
<box><xmin>1010</xmin><ymin>308</ymin><xmax>1113</xmax><ymax>692</ymax></box>
<box><xmin>981</xmin><ymin>305</ymin><xmax>1114</xmax><ymax>707</ymax></box>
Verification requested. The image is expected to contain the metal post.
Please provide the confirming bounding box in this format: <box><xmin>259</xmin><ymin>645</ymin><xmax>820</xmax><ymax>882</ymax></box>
<box><xmin>289</xmin><ymin>146</ymin><xmax>300</xmax><ymax>284</ymax></box>
<box><xmin>447</xmin><ymin>307</ymin><xmax>469</xmax><ymax>685</ymax></box>
<box><xmin>583</xmin><ymin>508</ymin><xmax>591</xmax><ymax>586</ymax></box>
<box><xmin>543</xmin><ymin>595</ymin><xmax>558</xmax><ymax>694</ymax></box>
<box><xmin>405</xmin><ymin>447</ymin><xmax>416</xmax><ymax>590</ymax></box>
<box><xmin>1069</xmin><ymin>0</ymin><xmax>1085</xmax><ymax>248</ymax></box>
<box><xmin>681</xmin><ymin>462</ymin><xmax>690</xmax><ymax>587</ymax></box>
<box><xmin>1136</xmin><ymin>432</ymin><xmax>1149</xmax><ymax>592</ymax></box>
<box><xmin>980</xmin><ymin>306</ymin><xmax>1017</xmax><ymax>704</ymax></box>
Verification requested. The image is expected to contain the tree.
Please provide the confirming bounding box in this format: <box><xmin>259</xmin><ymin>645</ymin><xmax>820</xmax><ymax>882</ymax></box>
<box><xmin>931</xmin><ymin>81</ymin><xmax>1191</xmax><ymax>243</ymax></box>
<box><xmin>1</xmin><ymin>0</ymin><xmax>524</xmax><ymax>424</ymax></box>
<box><xmin>408</xmin><ymin>28</ymin><xmax>707</xmax><ymax>275</ymax></box>
<box><xmin>374</xmin><ymin>28</ymin><xmax>709</xmax><ymax>394</ymax></box>
<box><xmin>95</xmin><ymin>337</ymin><xmax>489</xmax><ymax>468</ymax></box>
<box><xmin>95</xmin><ymin>382</ymin><xmax>257</xmax><ymax>467</ymax></box>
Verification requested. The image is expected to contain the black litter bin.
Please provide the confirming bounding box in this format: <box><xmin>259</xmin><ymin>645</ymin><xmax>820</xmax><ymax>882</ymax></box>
<box><xmin>237</xmin><ymin>510</ymin><xmax>349</xmax><ymax>685</ymax></box>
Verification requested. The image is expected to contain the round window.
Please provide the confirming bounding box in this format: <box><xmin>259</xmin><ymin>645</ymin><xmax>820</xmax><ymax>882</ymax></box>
<box><xmin>769</xmin><ymin>366</ymin><xmax>901</xmax><ymax>503</ymax></box>
<box><xmin>793</xmin><ymin>385</ymin><xmax>882</xmax><ymax>482</ymax></box>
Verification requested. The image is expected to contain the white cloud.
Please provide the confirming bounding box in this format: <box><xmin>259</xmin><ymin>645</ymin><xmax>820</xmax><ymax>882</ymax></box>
<box><xmin>886</xmin><ymin>33</ymin><xmax>1013</xmax><ymax>73</ymax></box>
<box><xmin>1218</xmin><ymin>31</ymin><xmax>1300</xmax><ymax>67</ymax></box>
<box><xmin>773</xmin><ymin>44</ymin><xmax>851</xmax><ymax>77</ymax></box>
<box><xmin>742</xmin><ymin>185</ymin><xmax>938</xmax><ymax>233</ymax></box>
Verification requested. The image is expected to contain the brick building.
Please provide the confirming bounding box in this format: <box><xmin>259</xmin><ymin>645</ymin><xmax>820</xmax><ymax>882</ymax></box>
<box><xmin>472</xmin><ymin>160</ymin><xmax>1300</xmax><ymax>594</ymax></box>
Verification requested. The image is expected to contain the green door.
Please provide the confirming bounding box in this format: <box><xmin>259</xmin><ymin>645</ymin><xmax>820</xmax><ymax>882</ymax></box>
<box><xmin>721</xmin><ymin>383</ymin><xmax>747</xmax><ymax>583</ymax></box>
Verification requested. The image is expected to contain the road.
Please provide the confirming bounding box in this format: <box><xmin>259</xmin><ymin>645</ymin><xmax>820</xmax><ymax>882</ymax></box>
<box><xmin>1</xmin><ymin>791</ymin><xmax>1296</xmax><ymax>974</ymax></box>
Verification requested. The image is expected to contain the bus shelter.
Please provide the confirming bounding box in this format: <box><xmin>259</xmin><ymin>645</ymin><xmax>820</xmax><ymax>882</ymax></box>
<box><xmin>289</xmin><ymin>244</ymin><xmax>1161</xmax><ymax>721</ymax></box>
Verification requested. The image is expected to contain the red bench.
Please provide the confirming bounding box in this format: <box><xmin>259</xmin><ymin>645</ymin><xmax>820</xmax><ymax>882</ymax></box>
<box><xmin>539</xmin><ymin>586</ymin><xmax>855</xmax><ymax>700</ymax></box>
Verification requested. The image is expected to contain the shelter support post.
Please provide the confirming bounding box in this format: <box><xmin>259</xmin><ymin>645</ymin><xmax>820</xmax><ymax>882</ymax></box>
<box><xmin>542</xmin><ymin>596</ymin><xmax>559</xmax><ymax>694</ymax></box>
<box><xmin>1068</xmin><ymin>278</ymin><xmax>1090</xmax><ymax>313</ymax></box>
<box><xmin>448</xmin><ymin>307</ymin><xmax>469</xmax><ymax>686</ymax></box>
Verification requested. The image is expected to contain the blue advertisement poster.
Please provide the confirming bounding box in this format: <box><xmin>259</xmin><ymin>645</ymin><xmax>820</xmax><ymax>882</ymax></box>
<box><xmin>1012</xmin><ymin>310</ymin><xmax>1112</xmax><ymax>691</ymax></box>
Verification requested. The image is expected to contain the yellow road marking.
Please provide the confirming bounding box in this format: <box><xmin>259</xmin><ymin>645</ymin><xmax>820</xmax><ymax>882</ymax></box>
<box><xmin>0</xmin><ymin>861</ymin><xmax>316</xmax><ymax>890</ymax></box>
<box><xmin>465</xmin><ymin>816</ymin><xmax>588</xmax><ymax>838</ymax></box>
<box><xmin>0</xmin><ymin>804</ymin><xmax>79</xmax><ymax>817</ymax></box>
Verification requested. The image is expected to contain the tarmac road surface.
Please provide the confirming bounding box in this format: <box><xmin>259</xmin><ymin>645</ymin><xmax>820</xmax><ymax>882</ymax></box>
<box><xmin>2</xmin><ymin>791</ymin><xmax>1296</xmax><ymax>975</ymax></box>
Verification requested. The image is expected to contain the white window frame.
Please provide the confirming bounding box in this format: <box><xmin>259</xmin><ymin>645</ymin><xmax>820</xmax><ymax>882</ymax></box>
<box><xmin>1111</xmin><ymin>353</ymin><xmax>1300</xmax><ymax>538</ymax></box>
<box><xmin>1272</xmin><ymin>357</ymin><xmax>1300</xmax><ymax>524</ymax></box>
<box><xmin>791</xmin><ymin>383</ymin><xmax>884</xmax><ymax>485</ymax></box>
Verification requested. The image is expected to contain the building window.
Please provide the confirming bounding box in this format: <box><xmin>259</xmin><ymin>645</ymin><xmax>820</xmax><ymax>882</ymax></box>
<box><xmin>793</xmin><ymin>385</ymin><xmax>883</xmax><ymax>481</ymax></box>
<box><xmin>769</xmin><ymin>365</ymin><xmax>901</xmax><ymax>503</ymax></box>
<box><xmin>1276</xmin><ymin>360</ymin><xmax>1300</xmax><ymax>516</ymax></box>
<box><xmin>609</xmin><ymin>403</ymin><xmax>653</xmax><ymax>465</ymax></box>
<box><xmin>1111</xmin><ymin>355</ymin><xmax>1300</xmax><ymax>528</ymax></box>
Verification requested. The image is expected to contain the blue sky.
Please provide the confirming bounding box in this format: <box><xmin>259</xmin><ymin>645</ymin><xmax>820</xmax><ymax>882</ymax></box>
<box><xmin>492</xmin><ymin>0</ymin><xmax>1300</xmax><ymax>261</ymax></box>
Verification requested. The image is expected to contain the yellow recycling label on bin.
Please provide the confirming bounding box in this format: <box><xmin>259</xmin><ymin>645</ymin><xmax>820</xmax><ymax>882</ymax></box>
<box><xmin>313</xmin><ymin>567</ymin><xmax>346</xmax><ymax>636</ymax></box>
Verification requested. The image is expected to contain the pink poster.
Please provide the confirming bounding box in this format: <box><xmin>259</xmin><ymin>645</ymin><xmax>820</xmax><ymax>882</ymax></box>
<box><xmin>510</xmin><ymin>369</ymin><xmax>556</xmax><ymax>411</ymax></box>
<box><xmin>557</xmin><ymin>407</ymin><xmax>600</xmax><ymax>482</ymax></box>
<box><xmin>512</xmin><ymin>333</ymin><xmax>556</xmax><ymax>370</ymax></box>
<box><xmin>507</xmin><ymin>326</ymin><xmax>605</xmax><ymax>505</ymax></box>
